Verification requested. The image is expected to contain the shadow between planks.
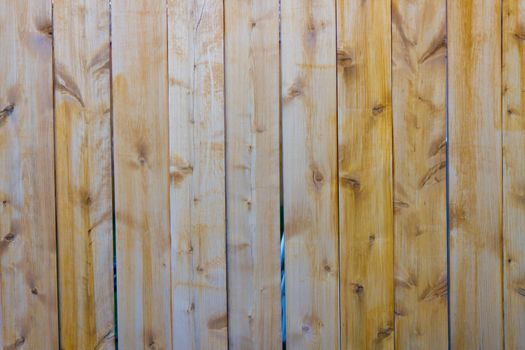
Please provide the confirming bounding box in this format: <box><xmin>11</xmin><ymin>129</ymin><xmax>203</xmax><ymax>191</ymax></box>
<box><xmin>0</xmin><ymin>0</ymin><xmax>524</xmax><ymax>349</ymax></box>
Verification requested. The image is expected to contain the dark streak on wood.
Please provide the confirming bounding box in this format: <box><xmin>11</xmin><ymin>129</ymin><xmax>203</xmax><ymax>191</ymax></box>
<box><xmin>395</xmin><ymin>274</ymin><xmax>417</xmax><ymax>289</ymax></box>
<box><xmin>418</xmin><ymin>32</ymin><xmax>447</xmax><ymax>64</ymax></box>
<box><xmin>352</xmin><ymin>283</ymin><xmax>364</xmax><ymax>295</ymax></box>
<box><xmin>94</xmin><ymin>328</ymin><xmax>115</xmax><ymax>350</ymax></box>
<box><xmin>336</xmin><ymin>48</ymin><xmax>354</xmax><ymax>68</ymax></box>
<box><xmin>516</xmin><ymin>287</ymin><xmax>525</xmax><ymax>297</ymax></box>
<box><xmin>38</xmin><ymin>22</ymin><xmax>53</xmax><ymax>37</ymax></box>
<box><xmin>419</xmin><ymin>160</ymin><xmax>446</xmax><ymax>188</ymax></box>
<box><xmin>340</xmin><ymin>174</ymin><xmax>361</xmax><ymax>191</ymax></box>
<box><xmin>428</xmin><ymin>137</ymin><xmax>446</xmax><ymax>157</ymax></box>
<box><xmin>514</xmin><ymin>32</ymin><xmax>525</xmax><ymax>41</ymax></box>
<box><xmin>372</xmin><ymin>104</ymin><xmax>385</xmax><ymax>116</ymax></box>
<box><xmin>88</xmin><ymin>46</ymin><xmax>110</xmax><ymax>76</ymax></box>
<box><xmin>392</xmin><ymin>3</ymin><xmax>416</xmax><ymax>49</ymax></box>
<box><xmin>4</xmin><ymin>232</ymin><xmax>16</xmax><ymax>242</ymax></box>
<box><xmin>419</xmin><ymin>277</ymin><xmax>448</xmax><ymax>301</ymax></box>
<box><xmin>5</xmin><ymin>336</ymin><xmax>26</xmax><ymax>350</ymax></box>
<box><xmin>207</xmin><ymin>314</ymin><xmax>228</xmax><ymax>330</ymax></box>
<box><xmin>311</xmin><ymin>166</ymin><xmax>325</xmax><ymax>190</ymax></box>
<box><xmin>285</xmin><ymin>77</ymin><xmax>304</xmax><ymax>103</ymax></box>
<box><xmin>0</xmin><ymin>104</ymin><xmax>15</xmax><ymax>124</ymax></box>
<box><xmin>393</xmin><ymin>199</ymin><xmax>409</xmax><ymax>213</ymax></box>
<box><xmin>55</xmin><ymin>64</ymin><xmax>85</xmax><ymax>107</ymax></box>
<box><xmin>376</xmin><ymin>326</ymin><xmax>394</xmax><ymax>341</ymax></box>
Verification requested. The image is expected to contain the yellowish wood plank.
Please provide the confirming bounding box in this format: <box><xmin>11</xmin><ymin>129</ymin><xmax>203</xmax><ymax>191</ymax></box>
<box><xmin>224</xmin><ymin>0</ymin><xmax>281</xmax><ymax>348</ymax></box>
<box><xmin>337</xmin><ymin>0</ymin><xmax>394</xmax><ymax>348</ymax></box>
<box><xmin>167</xmin><ymin>0</ymin><xmax>228</xmax><ymax>348</ymax></box>
<box><xmin>0</xmin><ymin>1</ymin><xmax>58</xmax><ymax>348</ymax></box>
<box><xmin>503</xmin><ymin>0</ymin><xmax>525</xmax><ymax>347</ymax></box>
<box><xmin>54</xmin><ymin>1</ymin><xmax>115</xmax><ymax>348</ymax></box>
<box><xmin>111</xmin><ymin>1</ymin><xmax>171</xmax><ymax>348</ymax></box>
<box><xmin>281</xmin><ymin>0</ymin><xmax>339</xmax><ymax>348</ymax></box>
<box><xmin>448</xmin><ymin>1</ymin><xmax>503</xmax><ymax>348</ymax></box>
<box><xmin>391</xmin><ymin>0</ymin><xmax>448</xmax><ymax>348</ymax></box>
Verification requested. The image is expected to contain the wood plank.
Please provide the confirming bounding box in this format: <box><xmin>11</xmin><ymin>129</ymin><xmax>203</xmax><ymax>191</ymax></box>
<box><xmin>503</xmin><ymin>0</ymin><xmax>525</xmax><ymax>347</ymax></box>
<box><xmin>54</xmin><ymin>1</ymin><xmax>115</xmax><ymax>348</ymax></box>
<box><xmin>0</xmin><ymin>1</ymin><xmax>58</xmax><ymax>348</ymax></box>
<box><xmin>167</xmin><ymin>0</ymin><xmax>228</xmax><ymax>348</ymax></box>
<box><xmin>448</xmin><ymin>1</ymin><xmax>503</xmax><ymax>348</ymax></box>
<box><xmin>391</xmin><ymin>0</ymin><xmax>448</xmax><ymax>348</ymax></box>
<box><xmin>337</xmin><ymin>0</ymin><xmax>394</xmax><ymax>348</ymax></box>
<box><xmin>224</xmin><ymin>0</ymin><xmax>281</xmax><ymax>348</ymax></box>
<box><xmin>111</xmin><ymin>1</ymin><xmax>171</xmax><ymax>348</ymax></box>
<box><xmin>281</xmin><ymin>0</ymin><xmax>339</xmax><ymax>347</ymax></box>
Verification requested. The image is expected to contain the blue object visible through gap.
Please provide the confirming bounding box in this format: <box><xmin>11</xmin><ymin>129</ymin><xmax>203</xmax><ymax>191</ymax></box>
<box><xmin>281</xmin><ymin>205</ymin><xmax>286</xmax><ymax>348</ymax></box>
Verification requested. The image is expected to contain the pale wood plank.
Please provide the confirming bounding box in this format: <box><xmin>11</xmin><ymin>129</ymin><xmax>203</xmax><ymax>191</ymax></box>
<box><xmin>337</xmin><ymin>0</ymin><xmax>394</xmax><ymax>348</ymax></box>
<box><xmin>0</xmin><ymin>0</ymin><xmax>58</xmax><ymax>348</ymax></box>
<box><xmin>503</xmin><ymin>0</ymin><xmax>525</xmax><ymax>347</ymax></box>
<box><xmin>391</xmin><ymin>0</ymin><xmax>448</xmax><ymax>348</ymax></box>
<box><xmin>54</xmin><ymin>1</ymin><xmax>115</xmax><ymax>348</ymax></box>
<box><xmin>224</xmin><ymin>0</ymin><xmax>281</xmax><ymax>347</ymax></box>
<box><xmin>167</xmin><ymin>0</ymin><xmax>228</xmax><ymax>348</ymax></box>
<box><xmin>225</xmin><ymin>0</ymin><xmax>281</xmax><ymax>349</ymax></box>
<box><xmin>111</xmin><ymin>1</ymin><xmax>171</xmax><ymax>348</ymax></box>
<box><xmin>281</xmin><ymin>0</ymin><xmax>339</xmax><ymax>348</ymax></box>
<box><xmin>448</xmin><ymin>1</ymin><xmax>503</xmax><ymax>348</ymax></box>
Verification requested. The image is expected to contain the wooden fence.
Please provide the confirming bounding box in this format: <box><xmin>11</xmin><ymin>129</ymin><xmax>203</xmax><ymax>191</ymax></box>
<box><xmin>1</xmin><ymin>0</ymin><xmax>524</xmax><ymax>349</ymax></box>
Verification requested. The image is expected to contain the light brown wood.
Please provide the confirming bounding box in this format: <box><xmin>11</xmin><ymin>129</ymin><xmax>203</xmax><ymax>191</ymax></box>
<box><xmin>167</xmin><ymin>0</ymin><xmax>228</xmax><ymax>348</ymax></box>
<box><xmin>224</xmin><ymin>0</ymin><xmax>282</xmax><ymax>348</ymax></box>
<box><xmin>503</xmin><ymin>0</ymin><xmax>525</xmax><ymax>347</ymax></box>
<box><xmin>448</xmin><ymin>1</ymin><xmax>503</xmax><ymax>348</ymax></box>
<box><xmin>281</xmin><ymin>0</ymin><xmax>339</xmax><ymax>348</ymax></box>
<box><xmin>337</xmin><ymin>0</ymin><xmax>394</xmax><ymax>348</ymax></box>
<box><xmin>391</xmin><ymin>0</ymin><xmax>448</xmax><ymax>348</ymax></box>
<box><xmin>0</xmin><ymin>1</ymin><xmax>58</xmax><ymax>348</ymax></box>
<box><xmin>54</xmin><ymin>1</ymin><xmax>115</xmax><ymax>348</ymax></box>
<box><xmin>111</xmin><ymin>1</ymin><xmax>171</xmax><ymax>348</ymax></box>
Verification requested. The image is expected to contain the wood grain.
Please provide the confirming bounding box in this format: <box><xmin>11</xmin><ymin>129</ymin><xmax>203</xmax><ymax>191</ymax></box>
<box><xmin>111</xmin><ymin>1</ymin><xmax>171</xmax><ymax>348</ymax></box>
<box><xmin>167</xmin><ymin>0</ymin><xmax>228</xmax><ymax>348</ymax></box>
<box><xmin>337</xmin><ymin>0</ymin><xmax>394</xmax><ymax>348</ymax></box>
<box><xmin>224</xmin><ymin>0</ymin><xmax>282</xmax><ymax>348</ymax></box>
<box><xmin>54</xmin><ymin>0</ymin><xmax>115</xmax><ymax>348</ymax></box>
<box><xmin>448</xmin><ymin>1</ymin><xmax>503</xmax><ymax>348</ymax></box>
<box><xmin>391</xmin><ymin>0</ymin><xmax>448</xmax><ymax>348</ymax></box>
<box><xmin>503</xmin><ymin>0</ymin><xmax>525</xmax><ymax>347</ymax></box>
<box><xmin>0</xmin><ymin>1</ymin><xmax>58</xmax><ymax>348</ymax></box>
<box><xmin>281</xmin><ymin>0</ymin><xmax>339</xmax><ymax>348</ymax></box>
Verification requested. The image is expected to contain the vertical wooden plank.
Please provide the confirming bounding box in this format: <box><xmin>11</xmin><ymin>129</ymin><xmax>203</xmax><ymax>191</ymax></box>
<box><xmin>448</xmin><ymin>1</ymin><xmax>503</xmax><ymax>348</ymax></box>
<box><xmin>337</xmin><ymin>0</ymin><xmax>394</xmax><ymax>348</ymax></box>
<box><xmin>224</xmin><ymin>0</ymin><xmax>281</xmax><ymax>348</ymax></box>
<box><xmin>281</xmin><ymin>0</ymin><xmax>339</xmax><ymax>348</ymax></box>
<box><xmin>503</xmin><ymin>0</ymin><xmax>525</xmax><ymax>347</ymax></box>
<box><xmin>391</xmin><ymin>0</ymin><xmax>448</xmax><ymax>348</ymax></box>
<box><xmin>0</xmin><ymin>1</ymin><xmax>58</xmax><ymax>348</ymax></box>
<box><xmin>112</xmin><ymin>1</ymin><xmax>171</xmax><ymax>348</ymax></box>
<box><xmin>167</xmin><ymin>0</ymin><xmax>228</xmax><ymax>348</ymax></box>
<box><xmin>54</xmin><ymin>1</ymin><xmax>115</xmax><ymax>348</ymax></box>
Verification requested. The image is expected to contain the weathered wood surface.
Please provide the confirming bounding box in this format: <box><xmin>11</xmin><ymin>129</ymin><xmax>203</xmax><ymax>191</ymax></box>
<box><xmin>448</xmin><ymin>1</ymin><xmax>503</xmax><ymax>348</ymax></box>
<box><xmin>168</xmin><ymin>0</ymin><xmax>228</xmax><ymax>348</ymax></box>
<box><xmin>392</xmin><ymin>0</ymin><xmax>448</xmax><ymax>348</ymax></box>
<box><xmin>54</xmin><ymin>0</ymin><xmax>115</xmax><ymax>348</ymax></box>
<box><xmin>281</xmin><ymin>0</ymin><xmax>340</xmax><ymax>348</ymax></box>
<box><xmin>224</xmin><ymin>0</ymin><xmax>282</xmax><ymax>348</ymax></box>
<box><xmin>337</xmin><ymin>0</ymin><xmax>394</xmax><ymax>348</ymax></box>
<box><xmin>2</xmin><ymin>2</ymin><xmax>525</xmax><ymax>349</ymax></box>
<box><xmin>0</xmin><ymin>1</ymin><xmax>58</xmax><ymax>349</ymax></box>
<box><xmin>112</xmin><ymin>1</ymin><xmax>171</xmax><ymax>348</ymax></box>
<box><xmin>503</xmin><ymin>0</ymin><xmax>525</xmax><ymax>347</ymax></box>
